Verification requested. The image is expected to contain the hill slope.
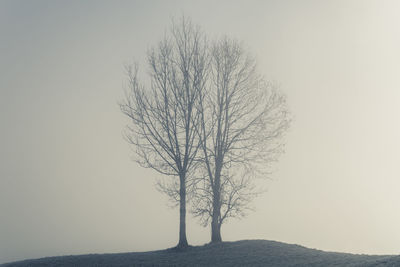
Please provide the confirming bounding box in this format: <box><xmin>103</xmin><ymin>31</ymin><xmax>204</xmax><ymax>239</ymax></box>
<box><xmin>2</xmin><ymin>240</ymin><xmax>399</xmax><ymax>267</ymax></box>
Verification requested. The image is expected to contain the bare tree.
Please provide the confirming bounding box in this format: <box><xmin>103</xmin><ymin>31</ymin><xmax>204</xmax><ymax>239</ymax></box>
<box><xmin>191</xmin><ymin>38</ymin><xmax>290</xmax><ymax>242</ymax></box>
<box><xmin>120</xmin><ymin>17</ymin><xmax>208</xmax><ymax>248</ymax></box>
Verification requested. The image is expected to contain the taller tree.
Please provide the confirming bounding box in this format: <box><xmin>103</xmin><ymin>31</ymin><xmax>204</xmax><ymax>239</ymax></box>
<box><xmin>120</xmin><ymin>17</ymin><xmax>207</xmax><ymax>248</ymax></box>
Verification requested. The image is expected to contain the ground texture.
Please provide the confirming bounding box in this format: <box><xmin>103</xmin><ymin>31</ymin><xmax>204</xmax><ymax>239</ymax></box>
<box><xmin>2</xmin><ymin>240</ymin><xmax>400</xmax><ymax>267</ymax></box>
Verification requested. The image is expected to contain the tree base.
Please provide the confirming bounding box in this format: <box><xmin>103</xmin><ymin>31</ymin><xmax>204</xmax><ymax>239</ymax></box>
<box><xmin>168</xmin><ymin>243</ymin><xmax>191</xmax><ymax>252</ymax></box>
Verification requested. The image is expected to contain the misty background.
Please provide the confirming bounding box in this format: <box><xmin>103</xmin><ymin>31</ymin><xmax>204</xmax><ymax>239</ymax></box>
<box><xmin>1</xmin><ymin>0</ymin><xmax>400</xmax><ymax>264</ymax></box>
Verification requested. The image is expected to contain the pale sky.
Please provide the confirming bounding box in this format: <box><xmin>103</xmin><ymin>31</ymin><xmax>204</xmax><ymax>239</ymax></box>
<box><xmin>1</xmin><ymin>0</ymin><xmax>400</xmax><ymax>264</ymax></box>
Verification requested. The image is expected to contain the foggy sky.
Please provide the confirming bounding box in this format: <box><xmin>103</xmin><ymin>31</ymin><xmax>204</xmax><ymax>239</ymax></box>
<box><xmin>1</xmin><ymin>0</ymin><xmax>400</xmax><ymax>264</ymax></box>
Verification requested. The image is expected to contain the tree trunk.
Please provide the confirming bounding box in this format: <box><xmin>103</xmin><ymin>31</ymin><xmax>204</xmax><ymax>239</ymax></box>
<box><xmin>178</xmin><ymin>173</ymin><xmax>188</xmax><ymax>248</ymax></box>
<box><xmin>211</xmin><ymin>216</ymin><xmax>222</xmax><ymax>242</ymax></box>
<box><xmin>211</xmin><ymin>172</ymin><xmax>222</xmax><ymax>243</ymax></box>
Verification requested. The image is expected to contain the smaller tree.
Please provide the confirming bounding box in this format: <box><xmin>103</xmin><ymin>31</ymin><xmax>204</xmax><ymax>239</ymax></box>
<box><xmin>191</xmin><ymin>37</ymin><xmax>290</xmax><ymax>242</ymax></box>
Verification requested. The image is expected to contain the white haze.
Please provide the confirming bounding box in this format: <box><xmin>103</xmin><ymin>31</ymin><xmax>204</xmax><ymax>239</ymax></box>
<box><xmin>1</xmin><ymin>0</ymin><xmax>400</xmax><ymax>263</ymax></box>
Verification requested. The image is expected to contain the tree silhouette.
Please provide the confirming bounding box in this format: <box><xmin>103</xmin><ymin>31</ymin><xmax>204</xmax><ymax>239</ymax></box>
<box><xmin>191</xmin><ymin>37</ymin><xmax>290</xmax><ymax>242</ymax></box>
<box><xmin>120</xmin><ymin>17</ymin><xmax>207</xmax><ymax>248</ymax></box>
<box><xmin>121</xmin><ymin>17</ymin><xmax>290</xmax><ymax>246</ymax></box>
